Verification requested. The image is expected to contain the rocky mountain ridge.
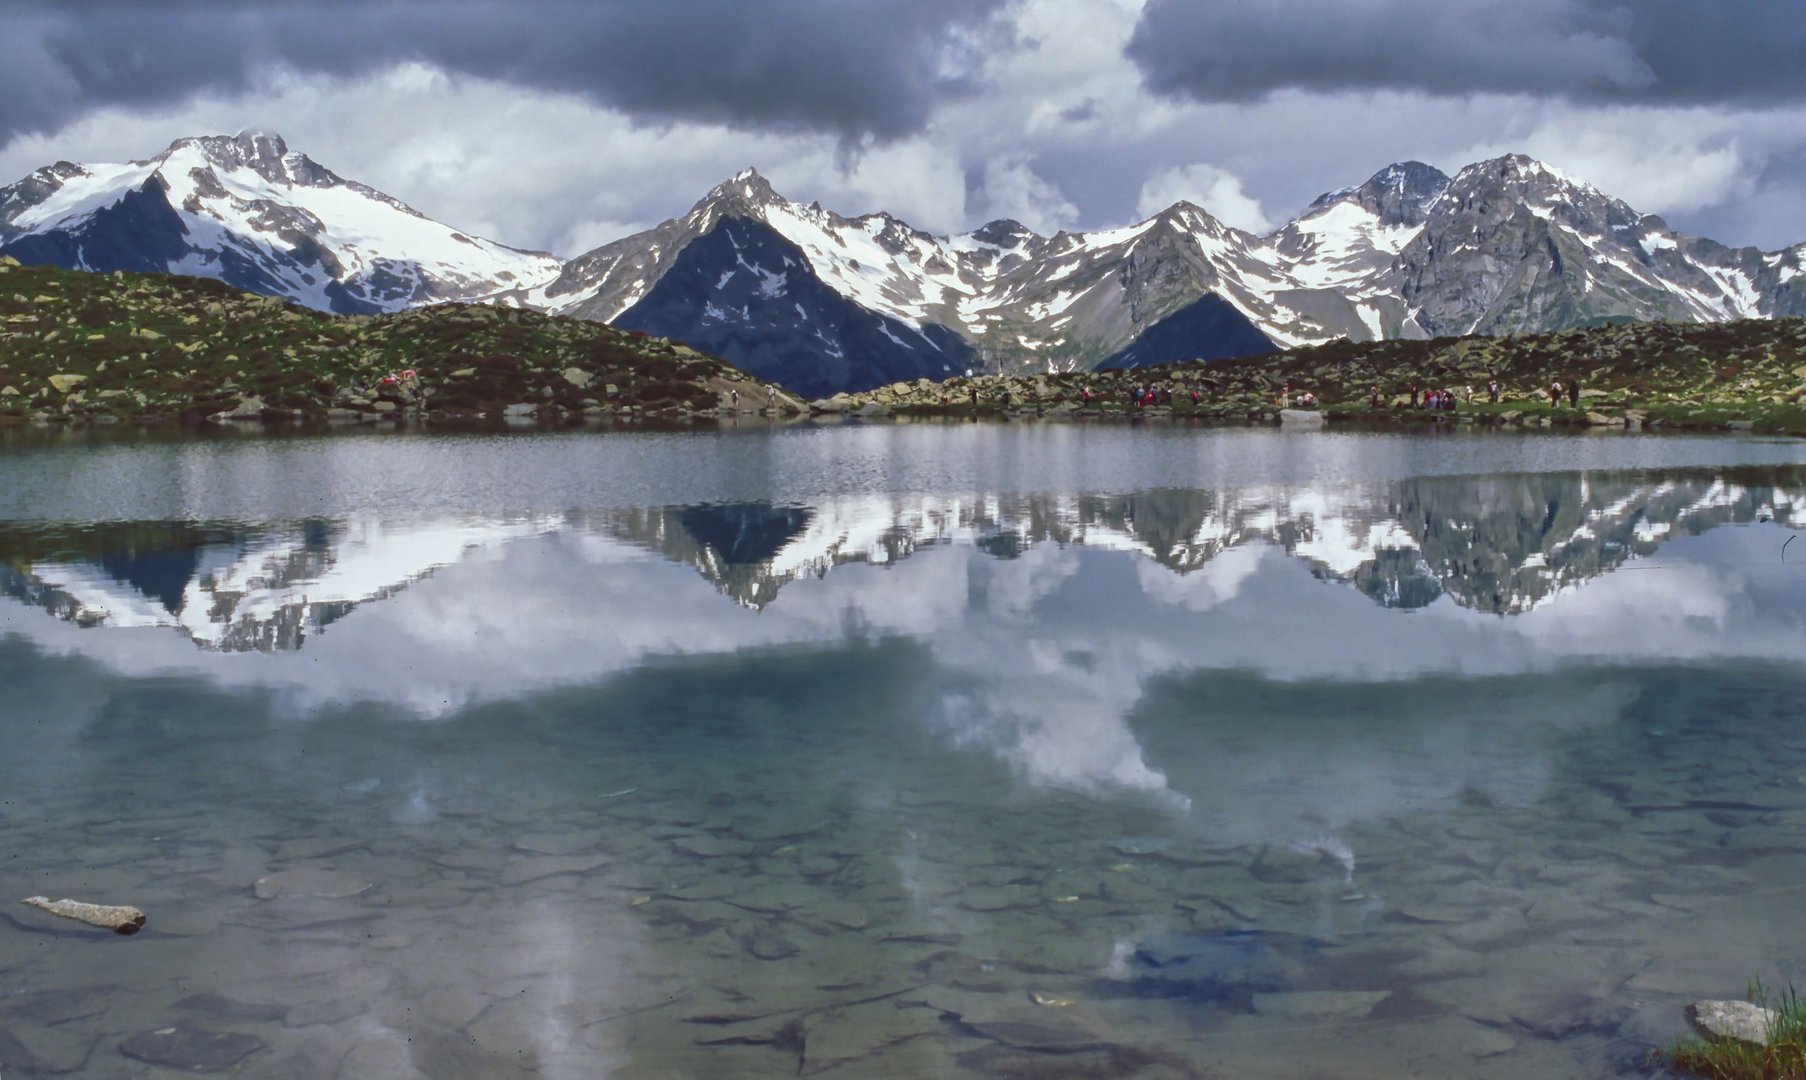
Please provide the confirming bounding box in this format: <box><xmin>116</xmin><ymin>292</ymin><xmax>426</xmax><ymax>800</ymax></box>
<box><xmin>542</xmin><ymin>156</ymin><xmax>1806</xmax><ymax>391</ymax></box>
<box><xmin>0</xmin><ymin>132</ymin><xmax>561</xmax><ymax>315</ymax></box>
<box><xmin>6</xmin><ymin>135</ymin><xmax>1806</xmax><ymax>393</ymax></box>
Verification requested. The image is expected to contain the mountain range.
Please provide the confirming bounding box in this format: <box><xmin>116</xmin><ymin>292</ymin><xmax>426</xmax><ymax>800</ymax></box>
<box><xmin>6</xmin><ymin>132</ymin><xmax>1806</xmax><ymax>395</ymax></box>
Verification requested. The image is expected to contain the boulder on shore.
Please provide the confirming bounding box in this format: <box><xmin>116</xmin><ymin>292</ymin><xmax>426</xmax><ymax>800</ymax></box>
<box><xmin>1687</xmin><ymin>999</ymin><xmax>1778</xmax><ymax>1046</ymax></box>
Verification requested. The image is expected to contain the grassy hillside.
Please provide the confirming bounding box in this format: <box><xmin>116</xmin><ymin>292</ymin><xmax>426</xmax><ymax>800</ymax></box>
<box><xmin>823</xmin><ymin>316</ymin><xmax>1806</xmax><ymax>435</ymax></box>
<box><xmin>8</xmin><ymin>256</ymin><xmax>1806</xmax><ymax>436</ymax></box>
<box><xmin>0</xmin><ymin>257</ymin><xmax>802</xmax><ymax>424</ymax></box>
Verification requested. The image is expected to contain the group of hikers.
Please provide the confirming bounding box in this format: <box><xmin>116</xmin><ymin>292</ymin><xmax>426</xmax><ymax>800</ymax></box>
<box><xmin>1346</xmin><ymin>377</ymin><xmax>1584</xmax><ymax>411</ymax></box>
<box><xmin>1096</xmin><ymin>376</ymin><xmax>1587</xmax><ymax>411</ymax></box>
<box><xmin>1080</xmin><ymin>385</ymin><xmax>1176</xmax><ymax>408</ymax></box>
<box><xmin>1370</xmin><ymin>385</ymin><xmax>1472</xmax><ymax>410</ymax></box>
<box><xmin>726</xmin><ymin>385</ymin><xmax>781</xmax><ymax>411</ymax></box>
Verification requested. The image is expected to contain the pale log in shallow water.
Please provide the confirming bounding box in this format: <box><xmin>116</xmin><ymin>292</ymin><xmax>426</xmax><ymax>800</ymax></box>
<box><xmin>21</xmin><ymin>896</ymin><xmax>146</xmax><ymax>934</ymax></box>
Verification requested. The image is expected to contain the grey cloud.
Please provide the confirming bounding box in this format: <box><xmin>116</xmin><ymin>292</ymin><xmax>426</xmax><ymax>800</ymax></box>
<box><xmin>1686</xmin><ymin>145</ymin><xmax>1806</xmax><ymax>251</ymax></box>
<box><xmin>0</xmin><ymin>0</ymin><xmax>1021</xmax><ymax>146</ymax></box>
<box><xmin>1127</xmin><ymin>0</ymin><xmax>1806</xmax><ymax>106</ymax></box>
<box><xmin>1058</xmin><ymin>97</ymin><xmax>1100</xmax><ymax>123</ymax></box>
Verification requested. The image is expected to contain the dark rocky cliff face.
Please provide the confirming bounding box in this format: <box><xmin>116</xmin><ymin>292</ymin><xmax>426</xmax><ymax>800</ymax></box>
<box><xmin>1096</xmin><ymin>293</ymin><xmax>1276</xmax><ymax>369</ymax></box>
<box><xmin>615</xmin><ymin>217</ymin><xmax>971</xmax><ymax>397</ymax></box>
<box><xmin>2</xmin><ymin>178</ymin><xmax>191</xmax><ymax>277</ymax></box>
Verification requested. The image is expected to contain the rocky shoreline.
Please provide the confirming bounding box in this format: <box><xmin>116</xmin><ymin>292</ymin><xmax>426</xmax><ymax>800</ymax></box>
<box><xmin>806</xmin><ymin>314</ymin><xmax>1806</xmax><ymax>436</ymax></box>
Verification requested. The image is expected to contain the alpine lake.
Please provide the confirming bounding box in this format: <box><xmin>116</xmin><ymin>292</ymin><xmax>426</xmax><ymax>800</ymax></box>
<box><xmin>1</xmin><ymin>419</ymin><xmax>1804</xmax><ymax>1079</ymax></box>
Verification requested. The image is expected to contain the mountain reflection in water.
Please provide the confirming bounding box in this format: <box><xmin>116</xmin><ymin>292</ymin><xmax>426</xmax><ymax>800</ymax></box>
<box><xmin>3</xmin><ymin>465</ymin><xmax>1804</xmax><ymax>651</ymax></box>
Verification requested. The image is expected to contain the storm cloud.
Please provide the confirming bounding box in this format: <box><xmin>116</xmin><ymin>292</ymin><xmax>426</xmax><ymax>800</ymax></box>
<box><xmin>0</xmin><ymin>0</ymin><xmax>1020</xmax><ymax>146</ymax></box>
<box><xmin>5</xmin><ymin>0</ymin><xmax>1806</xmax><ymax>254</ymax></box>
<box><xmin>1127</xmin><ymin>0</ymin><xmax>1806</xmax><ymax>107</ymax></box>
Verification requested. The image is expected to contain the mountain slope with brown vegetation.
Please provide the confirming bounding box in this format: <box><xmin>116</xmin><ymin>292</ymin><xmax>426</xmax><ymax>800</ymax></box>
<box><xmin>819</xmin><ymin>316</ymin><xmax>1806</xmax><ymax>435</ymax></box>
<box><xmin>0</xmin><ymin>257</ymin><xmax>801</xmax><ymax>425</ymax></box>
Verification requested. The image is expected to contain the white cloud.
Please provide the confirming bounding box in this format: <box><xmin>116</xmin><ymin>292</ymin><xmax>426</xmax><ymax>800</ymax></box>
<box><xmin>1135</xmin><ymin>162</ymin><xmax>1273</xmax><ymax>232</ymax></box>
<box><xmin>1444</xmin><ymin>101</ymin><xmax>1761</xmax><ymax>217</ymax></box>
<box><xmin>768</xmin><ymin>136</ymin><xmax>969</xmax><ymax>234</ymax></box>
<box><xmin>1137</xmin><ymin>541</ymin><xmax>1264</xmax><ymax>611</ymax></box>
<box><xmin>979</xmin><ymin>155</ymin><xmax>1079</xmax><ymax>233</ymax></box>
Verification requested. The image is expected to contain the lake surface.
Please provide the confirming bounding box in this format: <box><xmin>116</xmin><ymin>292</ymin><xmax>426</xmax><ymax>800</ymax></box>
<box><xmin>2</xmin><ymin>423</ymin><xmax>1804</xmax><ymax>1078</ymax></box>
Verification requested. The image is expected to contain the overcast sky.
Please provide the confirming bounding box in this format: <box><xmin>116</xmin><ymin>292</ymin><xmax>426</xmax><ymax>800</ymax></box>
<box><xmin>4</xmin><ymin>0</ymin><xmax>1806</xmax><ymax>256</ymax></box>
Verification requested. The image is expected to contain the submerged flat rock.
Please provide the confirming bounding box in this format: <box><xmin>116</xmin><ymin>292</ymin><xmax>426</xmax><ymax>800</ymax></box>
<box><xmin>671</xmin><ymin>834</ymin><xmax>754</xmax><ymax>859</ymax></box>
<box><xmin>810</xmin><ymin>902</ymin><xmax>870</xmax><ymax>930</ymax></box>
<box><xmin>958</xmin><ymin>1017</ymin><xmax>1108</xmax><ymax>1052</ymax></box>
<box><xmin>512</xmin><ymin>832</ymin><xmax>597</xmax><ymax>857</ymax></box>
<box><xmin>1109</xmin><ymin>837</ymin><xmax>1172</xmax><ymax>857</ymax></box>
<box><xmin>252</xmin><ymin>868</ymin><xmax>372</xmax><ymax>899</ymax></box>
<box><xmin>498</xmin><ymin>853</ymin><xmax>609</xmax><ymax>886</ymax></box>
<box><xmin>118</xmin><ymin>1024</ymin><xmax>264</xmax><ymax>1072</ymax></box>
<box><xmin>1253</xmin><ymin>990</ymin><xmax>1392</xmax><ymax>1020</ymax></box>
<box><xmin>736</xmin><ymin>923</ymin><xmax>801</xmax><ymax>961</ymax></box>
<box><xmin>802</xmin><ymin>1003</ymin><xmax>941</xmax><ymax>1069</ymax></box>
<box><xmin>174</xmin><ymin>993</ymin><xmax>288</xmax><ymax>1023</ymax></box>
<box><xmin>0</xmin><ymin>1022</ymin><xmax>93</xmax><ymax>1074</ymax></box>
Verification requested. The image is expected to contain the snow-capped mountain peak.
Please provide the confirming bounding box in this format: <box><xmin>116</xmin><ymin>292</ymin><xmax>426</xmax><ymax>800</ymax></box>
<box><xmin>966</xmin><ymin>219</ymin><xmax>1040</xmax><ymax>248</ymax></box>
<box><xmin>172</xmin><ymin>131</ymin><xmax>308</xmax><ymax>184</ymax></box>
<box><xmin>0</xmin><ymin>131</ymin><xmax>561</xmax><ymax>313</ymax></box>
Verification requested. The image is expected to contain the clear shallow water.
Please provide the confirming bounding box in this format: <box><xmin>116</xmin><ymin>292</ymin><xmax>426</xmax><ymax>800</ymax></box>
<box><xmin>1</xmin><ymin>426</ymin><xmax>1804</xmax><ymax>1078</ymax></box>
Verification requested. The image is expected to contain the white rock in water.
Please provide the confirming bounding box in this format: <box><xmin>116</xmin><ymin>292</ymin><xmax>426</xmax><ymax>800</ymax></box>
<box><xmin>212</xmin><ymin>394</ymin><xmax>265</xmax><ymax>421</ymax></box>
<box><xmin>22</xmin><ymin>895</ymin><xmax>147</xmax><ymax>934</ymax></box>
<box><xmin>253</xmin><ymin>868</ymin><xmax>372</xmax><ymax>899</ymax></box>
<box><xmin>1688</xmin><ymin>1000</ymin><xmax>1778</xmax><ymax>1046</ymax></box>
